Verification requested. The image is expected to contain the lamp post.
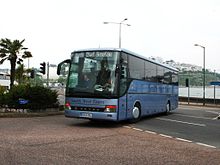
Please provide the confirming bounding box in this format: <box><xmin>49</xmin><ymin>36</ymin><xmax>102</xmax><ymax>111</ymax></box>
<box><xmin>214</xmin><ymin>70</ymin><xmax>216</xmax><ymax>104</ymax></box>
<box><xmin>194</xmin><ymin>44</ymin><xmax>206</xmax><ymax>106</ymax></box>
<box><xmin>104</xmin><ymin>18</ymin><xmax>130</xmax><ymax>48</ymax></box>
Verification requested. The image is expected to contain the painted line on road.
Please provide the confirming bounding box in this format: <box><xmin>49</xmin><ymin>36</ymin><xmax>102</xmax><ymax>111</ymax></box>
<box><xmin>123</xmin><ymin>126</ymin><xmax>132</xmax><ymax>129</ymax></box>
<box><xmin>213</xmin><ymin>115</ymin><xmax>220</xmax><ymax>120</ymax></box>
<box><xmin>123</xmin><ymin>126</ymin><xmax>217</xmax><ymax>149</ymax></box>
<box><xmin>174</xmin><ymin>114</ymin><xmax>212</xmax><ymax>120</ymax></box>
<box><xmin>132</xmin><ymin>128</ymin><xmax>143</xmax><ymax>132</ymax></box>
<box><xmin>178</xmin><ymin>105</ymin><xmax>214</xmax><ymax>110</ymax></box>
<box><xmin>175</xmin><ymin>138</ymin><xmax>192</xmax><ymax>143</ymax></box>
<box><xmin>205</xmin><ymin>111</ymin><xmax>220</xmax><ymax>120</ymax></box>
<box><xmin>159</xmin><ymin>134</ymin><xmax>173</xmax><ymax>139</ymax></box>
<box><xmin>144</xmin><ymin>130</ymin><xmax>157</xmax><ymax>134</ymax></box>
<box><xmin>206</xmin><ymin>110</ymin><xmax>219</xmax><ymax>115</ymax></box>
<box><xmin>196</xmin><ymin>142</ymin><xmax>217</xmax><ymax>149</ymax></box>
<box><xmin>157</xmin><ymin>118</ymin><xmax>206</xmax><ymax>127</ymax></box>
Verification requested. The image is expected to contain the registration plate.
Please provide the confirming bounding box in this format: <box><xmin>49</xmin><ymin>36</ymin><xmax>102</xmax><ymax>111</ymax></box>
<box><xmin>80</xmin><ymin>112</ymin><xmax>92</xmax><ymax>118</ymax></box>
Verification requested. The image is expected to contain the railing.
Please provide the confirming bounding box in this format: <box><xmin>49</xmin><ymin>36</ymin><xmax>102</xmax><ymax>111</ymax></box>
<box><xmin>179</xmin><ymin>96</ymin><xmax>220</xmax><ymax>106</ymax></box>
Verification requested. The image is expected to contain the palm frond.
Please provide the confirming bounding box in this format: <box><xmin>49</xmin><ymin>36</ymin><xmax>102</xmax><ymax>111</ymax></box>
<box><xmin>0</xmin><ymin>54</ymin><xmax>6</xmax><ymax>58</ymax></box>
<box><xmin>18</xmin><ymin>58</ymin><xmax>23</xmax><ymax>62</ymax></box>
<box><xmin>0</xmin><ymin>58</ymin><xmax>7</xmax><ymax>64</ymax></box>
<box><xmin>21</xmin><ymin>47</ymin><xmax>28</xmax><ymax>50</ymax></box>
<box><xmin>23</xmin><ymin>51</ymin><xmax>32</xmax><ymax>58</ymax></box>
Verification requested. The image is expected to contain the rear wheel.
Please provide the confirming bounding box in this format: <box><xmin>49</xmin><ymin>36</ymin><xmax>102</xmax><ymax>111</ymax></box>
<box><xmin>165</xmin><ymin>102</ymin><xmax>171</xmax><ymax>115</ymax></box>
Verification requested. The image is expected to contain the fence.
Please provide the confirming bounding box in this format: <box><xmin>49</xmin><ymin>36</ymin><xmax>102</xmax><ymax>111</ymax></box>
<box><xmin>179</xmin><ymin>96</ymin><xmax>220</xmax><ymax>106</ymax></box>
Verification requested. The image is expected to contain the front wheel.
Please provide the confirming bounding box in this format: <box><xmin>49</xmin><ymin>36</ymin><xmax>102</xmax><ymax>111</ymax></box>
<box><xmin>129</xmin><ymin>105</ymin><xmax>141</xmax><ymax>123</ymax></box>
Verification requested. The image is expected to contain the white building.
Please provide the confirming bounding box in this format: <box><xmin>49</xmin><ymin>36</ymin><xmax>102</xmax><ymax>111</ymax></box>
<box><xmin>0</xmin><ymin>72</ymin><xmax>10</xmax><ymax>89</ymax></box>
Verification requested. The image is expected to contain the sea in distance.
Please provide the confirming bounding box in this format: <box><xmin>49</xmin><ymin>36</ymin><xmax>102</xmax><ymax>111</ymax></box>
<box><xmin>179</xmin><ymin>86</ymin><xmax>220</xmax><ymax>99</ymax></box>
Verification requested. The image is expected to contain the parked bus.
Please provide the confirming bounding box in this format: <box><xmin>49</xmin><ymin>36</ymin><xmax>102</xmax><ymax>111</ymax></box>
<box><xmin>57</xmin><ymin>48</ymin><xmax>178</xmax><ymax>122</ymax></box>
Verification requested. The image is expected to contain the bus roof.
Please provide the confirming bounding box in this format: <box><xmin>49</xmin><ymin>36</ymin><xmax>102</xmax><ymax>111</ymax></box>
<box><xmin>72</xmin><ymin>48</ymin><xmax>179</xmax><ymax>72</ymax></box>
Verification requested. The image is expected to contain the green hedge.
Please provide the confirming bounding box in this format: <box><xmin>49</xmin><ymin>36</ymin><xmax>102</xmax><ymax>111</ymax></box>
<box><xmin>1</xmin><ymin>85</ymin><xmax>58</xmax><ymax>111</ymax></box>
<box><xmin>0</xmin><ymin>86</ymin><xmax>6</xmax><ymax>107</ymax></box>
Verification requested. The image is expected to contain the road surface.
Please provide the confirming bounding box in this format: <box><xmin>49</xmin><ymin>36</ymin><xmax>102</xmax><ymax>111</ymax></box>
<box><xmin>0</xmin><ymin>106</ymin><xmax>220</xmax><ymax>164</ymax></box>
<box><xmin>131</xmin><ymin>105</ymin><xmax>220</xmax><ymax>148</ymax></box>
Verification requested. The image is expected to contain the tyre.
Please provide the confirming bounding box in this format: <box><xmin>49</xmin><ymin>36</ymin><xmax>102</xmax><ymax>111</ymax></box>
<box><xmin>129</xmin><ymin>104</ymin><xmax>141</xmax><ymax>123</ymax></box>
<box><xmin>165</xmin><ymin>102</ymin><xmax>171</xmax><ymax>115</ymax></box>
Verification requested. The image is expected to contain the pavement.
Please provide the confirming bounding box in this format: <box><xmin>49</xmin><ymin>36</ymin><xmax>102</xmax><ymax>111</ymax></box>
<box><xmin>0</xmin><ymin>109</ymin><xmax>64</xmax><ymax>118</ymax></box>
<box><xmin>179</xmin><ymin>101</ymin><xmax>220</xmax><ymax>109</ymax></box>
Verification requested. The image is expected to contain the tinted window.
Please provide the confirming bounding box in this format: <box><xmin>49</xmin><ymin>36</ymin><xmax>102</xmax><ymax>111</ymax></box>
<box><xmin>156</xmin><ymin>66</ymin><xmax>164</xmax><ymax>83</ymax></box>
<box><xmin>129</xmin><ymin>56</ymin><xmax>144</xmax><ymax>79</ymax></box>
<box><xmin>172</xmin><ymin>72</ymin><xmax>178</xmax><ymax>85</ymax></box>
<box><xmin>164</xmin><ymin>68</ymin><xmax>172</xmax><ymax>84</ymax></box>
<box><xmin>145</xmin><ymin>61</ymin><xmax>157</xmax><ymax>82</ymax></box>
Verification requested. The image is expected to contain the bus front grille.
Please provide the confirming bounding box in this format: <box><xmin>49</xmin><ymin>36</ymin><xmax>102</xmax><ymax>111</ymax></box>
<box><xmin>71</xmin><ymin>106</ymin><xmax>105</xmax><ymax>112</ymax></box>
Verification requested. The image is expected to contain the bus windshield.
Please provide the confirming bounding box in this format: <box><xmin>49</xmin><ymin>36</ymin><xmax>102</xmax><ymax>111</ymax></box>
<box><xmin>66</xmin><ymin>51</ymin><xmax>120</xmax><ymax>98</ymax></box>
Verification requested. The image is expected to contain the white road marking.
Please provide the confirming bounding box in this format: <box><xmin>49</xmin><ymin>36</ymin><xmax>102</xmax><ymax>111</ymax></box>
<box><xmin>174</xmin><ymin>114</ymin><xmax>211</xmax><ymax>120</ymax></box>
<box><xmin>123</xmin><ymin>126</ymin><xmax>132</xmax><ymax>129</ymax></box>
<box><xmin>196</xmin><ymin>143</ymin><xmax>217</xmax><ymax>149</ymax></box>
<box><xmin>176</xmin><ymin>138</ymin><xmax>192</xmax><ymax>143</ymax></box>
<box><xmin>205</xmin><ymin>110</ymin><xmax>220</xmax><ymax>115</ymax></box>
<box><xmin>159</xmin><ymin>134</ymin><xmax>173</xmax><ymax>139</ymax></box>
<box><xmin>123</xmin><ymin>127</ymin><xmax>218</xmax><ymax>149</ymax></box>
<box><xmin>157</xmin><ymin>118</ymin><xmax>206</xmax><ymax>127</ymax></box>
<box><xmin>144</xmin><ymin>130</ymin><xmax>157</xmax><ymax>134</ymax></box>
<box><xmin>132</xmin><ymin>128</ymin><xmax>143</xmax><ymax>132</ymax></box>
<box><xmin>213</xmin><ymin>115</ymin><xmax>220</xmax><ymax>120</ymax></box>
<box><xmin>205</xmin><ymin>110</ymin><xmax>220</xmax><ymax>120</ymax></box>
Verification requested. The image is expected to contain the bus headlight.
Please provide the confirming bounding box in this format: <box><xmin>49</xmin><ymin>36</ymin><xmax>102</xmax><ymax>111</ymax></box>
<box><xmin>104</xmin><ymin>105</ymin><xmax>116</xmax><ymax>112</ymax></box>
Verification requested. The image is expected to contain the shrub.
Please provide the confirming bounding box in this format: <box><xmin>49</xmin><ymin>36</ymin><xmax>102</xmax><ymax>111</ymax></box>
<box><xmin>28</xmin><ymin>86</ymin><xmax>58</xmax><ymax>110</ymax></box>
<box><xmin>4</xmin><ymin>84</ymin><xmax>29</xmax><ymax>109</ymax></box>
<box><xmin>4</xmin><ymin>85</ymin><xmax>58</xmax><ymax>110</ymax></box>
<box><xmin>0</xmin><ymin>86</ymin><xmax>6</xmax><ymax>107</ymax></box>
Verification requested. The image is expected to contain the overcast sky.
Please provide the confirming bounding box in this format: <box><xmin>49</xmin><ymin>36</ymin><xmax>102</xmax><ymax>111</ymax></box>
<box><xmin>1</xmin><ymin>0</ymin><xmax>220</xmax><ymax>73</ymax></box>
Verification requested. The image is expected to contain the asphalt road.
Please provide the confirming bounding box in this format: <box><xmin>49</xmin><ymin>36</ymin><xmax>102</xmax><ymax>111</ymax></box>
<box><xmin>0</xmin><ymin>108</ymin><xmax>220</xmax><ymax>164</ymax></box>
<box><xmin>131</xmin><ymin>105</ymin><xmax>220</xmax><ymax>149</ymax></box>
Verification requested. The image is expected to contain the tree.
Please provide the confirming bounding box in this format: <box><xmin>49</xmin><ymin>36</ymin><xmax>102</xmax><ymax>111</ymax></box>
<box><xmin>0</xmin><ymin>38</ymin><xmax>32</xmax><ymax>88</ymax></box>
<box><xmin>15</xmin><ymin>64</ymin><xmax>31</xmax><ymax>85</ymax></box>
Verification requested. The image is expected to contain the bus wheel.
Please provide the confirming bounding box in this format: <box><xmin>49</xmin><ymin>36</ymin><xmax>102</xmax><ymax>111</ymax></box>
<box><xmin>166</xmin><ymin>102</ymin><xmax>170</xmax><ymax>115</ymax></box>
<box><xmin>129</xmin><ymin>104</ymin><xmax>141</xmax><ymax>123</ymax></box>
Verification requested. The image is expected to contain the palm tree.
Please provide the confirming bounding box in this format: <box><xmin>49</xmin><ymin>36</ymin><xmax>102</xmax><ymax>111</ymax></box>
<box><xmin>0</xmin><ymin>38</ymin><xmax>32</xmax><ymax>88</ymax></box>
<box><xmin>15</xmin><ymin>64</ymin><xmax>31</xmax><ymax>85</ymax></box>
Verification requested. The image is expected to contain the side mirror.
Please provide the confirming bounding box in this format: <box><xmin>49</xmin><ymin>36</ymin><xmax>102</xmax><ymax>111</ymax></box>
<box><xmin>57</xmin><ymin>59</ymin><xmax>70</xmax><ymax>75</ymax></box>
<box><xmin>57</xmin><ymin>63</ymin><xmax>61</xmax><ymax>75</ymax></box>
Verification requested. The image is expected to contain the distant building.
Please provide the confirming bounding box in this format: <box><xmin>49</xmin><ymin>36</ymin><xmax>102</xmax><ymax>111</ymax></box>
<box><xmin>0</xmin><ymin>70</ymin><xmax>10</xmax><ymax>89</ymax></box>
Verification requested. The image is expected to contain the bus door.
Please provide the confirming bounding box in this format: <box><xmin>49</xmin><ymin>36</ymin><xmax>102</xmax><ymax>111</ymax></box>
<box><xmin>118</xmin><ymin>53</ymin><xmax>128</xmax><ymax>120</ymax></box>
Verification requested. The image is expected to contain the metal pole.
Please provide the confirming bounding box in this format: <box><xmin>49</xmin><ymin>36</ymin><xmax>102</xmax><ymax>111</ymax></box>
<box><xmin>214</xmin><ymin>70</ymin><xmax>216</xmax><ymax>104</ymax></box>
<box><xmin>103</xmin><ymin>18</ymin><xmax>130</xmax><ymax>49</ymax></box>
<box><xmin>188</xmin><ymin>86</ymin><xmax>190</xmax><ymax>105</ymax></box>
<box><xmin>194</xmin><ymin>44</ymin><xmax>206</xmax><ymax>106</ymax></box>
<box><xmin>119</xmin><ymin>23</ymin><xmax>122</xmax><ymax>48</ymax></box>
<box><xmin>187</xmin><ymin>78</ymin><xmax>190</xmax><ymax>105</ymax></box>
<box><xmin>203</xmin><ymin>47</ymin><xmax>205</xmax><ymax>106</ymax></box>
<box><xmin>28</xmin><ymin>58</ymin><xmax>30</xmax><ymax>69</ymax></box>
<box><xmin>47</xmin><ymin>62</ymin><xmax>49</xmax><ymax>87</ymax></box>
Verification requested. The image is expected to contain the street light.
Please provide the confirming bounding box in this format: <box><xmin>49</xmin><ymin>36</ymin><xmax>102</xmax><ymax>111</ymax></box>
<box><xmin>194</xmin><ymin>44</ymin><xmax>206</xmax><ymax>106</ymax></box>
<box><xmin>104</xmin><ymin>18</ymin><xmax>131</xmax><ymax>48</ymax></box>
